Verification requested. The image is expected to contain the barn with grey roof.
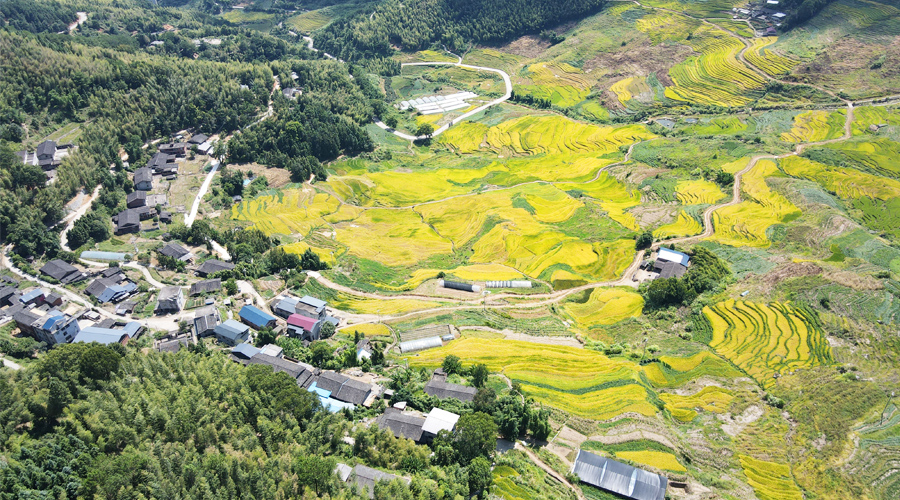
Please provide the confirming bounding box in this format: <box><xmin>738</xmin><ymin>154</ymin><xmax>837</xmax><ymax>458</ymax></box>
<box><xmin>571</xmin><ymin>450</ymin><xmax>668</xmax><ymax>500</ymax></box>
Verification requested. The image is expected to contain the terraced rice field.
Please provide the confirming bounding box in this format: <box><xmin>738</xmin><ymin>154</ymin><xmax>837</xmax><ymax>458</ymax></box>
<box><xmin>281</xmin><ymin>241</ymin><xmax>336</xmax><ymax>265</ymax></box>
<box><xmin>683</xmin><ymin>116</ymin><xmax>749</xmax><ymax>135</ymax></box>
<box><xmin>286</xmin><ymin>9</ymin><xmax>333</xmax><ymax>32</ymax></box>
<box><xmin>610</xmin><ymin>77</ymin><xmax>652</xmax><ymax>104</ymax></box>
<box><xmin>703</xmin><ymin>300</ymin><xmax>833</xmax><ymax>388</ymax></box>
<box><xmin>675</xmin><ymin>179</ymin><xmax>726</xmax><ymax>204</ymax></box>
<box><xmin>642</xmin><ymin>351</ymin><xmax>743</xmax><ymax>388</ymax></box>
<box><xmin>710</xmin><ymin>159</ymin><xmax>800</xmax><ymax>247</ymax></box>
<box><xmin>334</xmin><ymin>209</ymin><xmax>452</xmax><ymax>266</ymax></box>
<box><xmin>818</xmin><ymin>138</ymin><xmax>900</xmax><ymax>179</ymax></box>
<box><xmin>654</xmin><ymin>211</ymin><xmax>703</xmax><ymax>239</ymax></box>
<box><xmin>848</xmin><ymin>404</ymin><xmax>900</xmax><ymax>500</ymax></box>
<box><xmin>221</xmin><ymin>10</ymin><xmax>275</xmax><ymax>23</ymax></box>
<box><xmin>662</xmin><ymin>25</ymin><xmax>766</xmax><ymax>106</ymax></box>
<box><xmin>781</xmin><ymin>110</ymin><xmax>846</xmax><ymax>143</ymax></box>
<box><xmin>438</xmin><ymin>122</ymin><xmax>489</xmax><ymax>153</ymax></box>
<box><xmin>739</xmin><ymin>455</ymin><xmax>804</xmax><ymax>500</ymax></box>
<box><xmin>563</xmin><ymin>288</ymin><xmax>644</xmax><ymax>329</ymax></box>
<box><xmin>744</xmin><ymin>37</ymin><xmax>799</xmax><ymax>76</ymax></box>
<box><xmin>484</xmin><ymin>115</ymin><xmax>654</xmax><ymax>156</ymax></box>
<box><xmin>405</xmin><ymin>338</ymin><xmax>659</xmax><ymax>419</ymax></box>
<box><xmin>557</xmin><ymin>173</ymin><xmax>642</xmax><ymax>230</ymax></box>
<box><xmin>231</xmin><ymin>189</ymin><xmax>340</xmax><ymax>236</ymax></box>
<box><xmin>615</xmin><ymin>451</ymin><xmax>687</xmax><ymax>473</ymax></box>
<box><xmin>779</xmin><ymin>156</ymin><xmax>900</xmax><ymax>200</ymax></box>
<box><xmin>851</xmin><ymin>106</ymin><xmax>900</xmax><ymax>136</ymax></box>
<box><xmin>339</xmin><ymin>323</ymin><xmax>392</xmax><ymax>339</ymax></box>
<box><xmin>660</xmin><ymin>386</ymin><xmax>734</xmax><ymax>422</ymax></box>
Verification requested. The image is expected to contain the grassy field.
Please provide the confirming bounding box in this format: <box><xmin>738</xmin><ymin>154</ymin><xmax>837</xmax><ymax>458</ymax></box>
<box><xmin>286</xmin><ymin>9</ymin><xmax>334</xmax><ymax>32</ymax></box>
<box><xmin>703</xmin><ymin>300</ymin><xmax>833</xmax><ymax>388</ymax></box>
<box><xmin>405</xmin><ymin>338</ymin><xmax>659</xmax><ymax>420</ymax></box>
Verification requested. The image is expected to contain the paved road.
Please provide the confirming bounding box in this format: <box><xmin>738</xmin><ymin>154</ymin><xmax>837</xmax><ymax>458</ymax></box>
<box><xmin>60</xmin><ymin>184</ymin><xmax>102</xmax><ymax>251</ymax></box>
<box><xmin>184</xmin><ymin>160</ymin><xmax>219</xmax><ymax>227</ymax></box>
<box><xmin>0</xmin><ymin>355</ymin><xmax>22</xmax><ymax>371</ymax></box>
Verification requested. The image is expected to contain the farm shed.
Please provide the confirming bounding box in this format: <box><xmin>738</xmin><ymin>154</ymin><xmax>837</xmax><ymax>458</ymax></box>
<box><xmin>438</xmin><ymin>279</ymin><xmax>481</xmax><ymax>292</ymax></box>
<box><xmin>347</xmin><ymin>464</ymin><xmax>409</xmax><ymax>499</ymax></box>
<box><xmin>196</xmin><ymin>259</ymin><xmax>235</xmax><ymax>277</ymax></box>
<box><xmin>190</xmin><ymin>279</ymin><xmax>221</xmax><ymax>295</ymax></box>
<box><xmin>656</xmin><ymin>248</ymin><xmax>690</xmax><ymax>266</ymax></box>
<box><xmin>399</xmin><ymin>336</ymin><xmax>443</xmax><ymax>353</ymax></box>
<box><xmin>422</xmin><ymin>407</ymin><xmax>460</xmax><ymax>437</ymax></box>
<box><xmin>423</xmin><ymin>379</ymin><xmax>477</xmax><ymax>402</ymax></box>
<box><xmin>571</xmin><ymin>450</ymin><xmax>668</xmax><ymax>500</ymax></box>
<box><xmin>73</xmin><ymin>326</ymin><xmax>130</xmax><ymax>346</ymax></box>
<box><xmin>215</xmin><ymin>319</ymin><xmax>251</xmax><ymax>346</ymax></box>
<box><xmin>485</xmin><ymin>280</ymin><xmax>532</xmax><ymax>288</ymax></box>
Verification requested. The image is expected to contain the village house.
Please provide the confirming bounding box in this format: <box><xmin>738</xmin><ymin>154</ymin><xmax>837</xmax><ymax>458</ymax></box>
<box><xmin>196</xmin><ymin>259</ymin><xmax>235</xmax><ymax>277</ymax></box>
<box><xmin>193</xmin><ymin>305</ymin><xmax>221</xmax><ymax>337</ymax></box>
<box><xmin>189</xmin><ymin>278</ymin><xmax>221</xmax><ymax>296</ymax></box>
<box><xmin>155</xmin><ymin>286</ymin><xmax>184</xmax><ymax>314</ymax></box>
<box><xmin>134</xmin><ymin>167</ymin><xmax>153</xmax><ymax>191</ymax></box>
<box><xmin>239</xmin><ymin>304</ymin><xmax>277</xmax><ymax>330</ymax></box>
<box><xmin>214</xmin><ymin>319</ymin><xmax>251</xmax><ymax>346</ymax></box>
<box><xmin>40</xmin><ymin>259</ymin><xmax>87</xmax><ymax>284</ymax></box>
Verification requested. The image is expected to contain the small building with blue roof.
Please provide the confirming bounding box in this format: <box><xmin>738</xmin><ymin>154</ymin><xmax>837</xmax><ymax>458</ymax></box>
<box><xmin>215</xmin><ymin>319</ymin><xmax>251</xmax><ymax>345</ymax></box>
<box><xmin>239</xmin><ymin>305</ymin><xmax>277</xmax><ymax>330</ymax></box>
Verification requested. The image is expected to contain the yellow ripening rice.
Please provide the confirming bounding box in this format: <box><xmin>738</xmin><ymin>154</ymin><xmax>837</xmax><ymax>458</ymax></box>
<box><xmin>609</xmin><ymin>77</ymin><xmax>651</xmax><ymax>104</ymax></box>
<box><xmin>281</xmin><ymin>241</ymin><xmax>335</xmax><ymax>265</ymax></box>
<box><xmin>703</xmin><ymin>299</ymin><xmax>833</xmax><ymax>388</ymax></box>
<box><xmin>231</xmin><ymin>189</ymin><xmax>340</xmax><ymax>236</ymax></box>
<box><xmin>405</xmin><ymin>338</ymin><xmax>658</xmax><ymax>420</ymax></box>
<box><xmin>557</xmin><ymin>172</ymin><xmax>642</xmax><ymax>230</ymax></box>
<box><xmin>484</xmin><ymin>115</ymin><xmax>654</xmax><ymax>156</ymax></box>
<box><xmin>675</xmin><ymin>179</ymin><xmax>726</xmax><ymax>205</ymax></box>
<box><xmin>438</xmin><ymin>122</ymin><xmax>489</xmax><ymax>153</ymax></box>
<box><xmin>739</xmin><ymin>455</ymin><xmax>804</xmax><ymax>500</ymax></box>
<box><xmin>563</xmin><ymin>288</ymin><xmax>644</xmax><ymax>328</ymax></box>
<box><xmin>654</xmin><ymin>211</ymin><xmax>703</xmax><ymax>239</ymax></box>
<box><xmin>339</xmin><ymin>323</ymin><xmax>392</xmax><ymax>339</ymax></box>
<box><xmin>779</xmin><ymin>156</ymin><xmax>900</xmax><ymax>200</ymax></box>
<box><xmin>642</xmin><ymin>351</ymin><xmax>743</xmax><ymax>388</ymax></box>
<box><xmin>660</xmin><ymin>386</ymin><xmax>734</xmax><ymax>422</ymax></box>
<box><xmin>709</xmin><ymin>159</ymin><xmax>800</xmax><ymax>247</ymax></box>
<box><xmin>781</xmin><ymin>110</ymin><xmax>846</xmax><ymax>143</ymax></box>
<box><xmin>334</xmin><ymin>209</ymin><xmax>452</xmax><ymax>266</ymax></box>
<box><xmin>744</xmin><ymin>37</ymin><xmax>799</xmax><ymax>76</ymax></box>
<box><xmin>615</xmin><ymin>451</ymin><xmax>687</xmax><ymax>473</ymax></box>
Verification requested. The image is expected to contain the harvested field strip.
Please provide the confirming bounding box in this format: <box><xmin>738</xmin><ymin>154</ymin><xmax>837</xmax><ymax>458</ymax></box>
<box><xmin>710</xmin><ymin>159</ymin><xmax>800</xmax><ymax>247</ymax></box>
<box><xmin>563</xmin><ymin>288</ymin><xmax>644</xmax><ymax>329</ymax></box>
<box><xmin>703</xmin><ymin>300</ymin><xmax>833</xmax><ymax>388</ymax></box>
<box><xmin>642</xmin><ymin>351</ymin><xmax>743</xmax><ymax>388</ymax></box>
<box><xmin>676</xmin><ymin>179</ymin><xmax>726</xmax><ymax>205</ymax></box>
<box><xmin>405</xmin><ymin>338</ymin><xmax>659</xmax><ymax>419</ymax></box>
<box><xmin>781</xmin><ymin>110</ymin><xmax>846</xmax><ymax>143</ymax></box>
<box><xmin>779</xmin><ymin>156</ymin><xmax>900</xmax><ymax>200</ymax></box>
<box><xmin>744</xmin><ymin>37</ymin><xmax>799</xmax><ymax>76</ymax></box>
<box><xmin>615</xmin><ymin>450</ymin><xmax>686</xmax><ymax>473</ymax></box>
<box><xmin>654</xmin><ymin>211</ymin><xmax>703</xmax><ymax>239</ymax></box>
<box><xmin>660</xmin><ymin>386</ymin><xmax>734</xmax><ymax>422</ymax></box>
<box><xmin>739</xmin><ymin>455</ymin><xmax>803</xmax><ymax>500</ymax></box>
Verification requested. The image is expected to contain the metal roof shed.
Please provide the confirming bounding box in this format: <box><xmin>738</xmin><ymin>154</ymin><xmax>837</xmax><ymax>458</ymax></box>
<box><xmin>399</xmin><ymin>336</ymin><xmax>443</xmax><ymax>353</ymax></box>
<box><xmin>239</xmin><ymin>305</ymin><xmax>277</xmax><ymax>330</ymax></box>
<box><xmin>656</xmin><ymin>247</ymin><xmax>690</xmax><ymax>266</ymax></box>
<box><xmin>572</xmin><ymin>450</ymin><xmax>667</xmax><ymax>500</ymax></box>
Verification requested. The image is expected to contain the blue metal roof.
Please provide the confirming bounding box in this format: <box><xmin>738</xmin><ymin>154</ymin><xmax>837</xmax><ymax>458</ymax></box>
<box><xmin>319</xmin><ymin>396</ymin><xmax>355</xmax><ymax>413</ymax></box>
<box><xmin>232</xmin><ymin>342</ymin><xmax>261</xmax><ymax>358</ymax></box>
<box><xmin>308</xmin><ymin>381</ymin><xmax>332</xmax><ymax>398</ymax></box>
<box><xmin>74</xmin><ymin>327</ymin><xmax>127</xmax><ymax>345</ymax></box>
<box><xmin>81</xmin><ymin>251</ymin><xmax>127</xmax><ymax>261</ymax></box>
<box><xmin>299</xmin><ymin>295</ymin><xmax>326</xmax><ymax>309</ymax></box>
<box><xmin>41</xmin><ymin>311</ymin><xmax>65</xmax><ymax>330</ymax></box>
<box><xmin>20</xmin><ymin>289</ymin><xmax>44</xmax><ymax>302</ymax></box>
<box><xmin>216</xmin><ymin>319</ymin><xmax>250</xmax><ymax>340</ymax></box>
<box><xmin>239</xmin><ymin>305</ymin><xmax>276</xmax><ymax>327</ymax></box>
<box><xmin>122</xmin><ymin>321</ymin><xmax>141</xmax><ymax>337</ymax></box>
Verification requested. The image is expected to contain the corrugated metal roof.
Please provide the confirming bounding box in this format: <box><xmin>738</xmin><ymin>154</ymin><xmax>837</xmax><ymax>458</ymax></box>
<box><xmin>422</xmin><ymin>407</ymin><xmax>459</xmax><ymax>435</ymax></box>
<box><xmin>287</xmin><ymin>313</ymin><xmax>317</xmax><ymax>330</ymax></box>
<box><xmin>399</xmin><ymin>336</ymin><xmax>443</xmax><ymax>353</ymax></box>
<box><xmin>299</xmin><ymin>295</ymin><xmax>326</xmax><ymax>309</ymax></box>
<box><xmin>657</xmin><ymin>248</ymin><xmax>690</xmax><ymax>266</ymax></box>
<box><xmin>232</xmin><ymin>342</ymin><xmax>261</xmax><ymax>359</ymax></box>
<box><xmin>239</xmin><ymin>305</ymin><xmax>276</xmax><ymax>328</ymax></box>
<box><xmin>572</xmin><ymin>450</ymin><xmax>667</xmax><ymax>500</ymax></box>
<box><xmin>74</xmin><ymin>327</ymin><xmax>127</xmax><ymax>345</ymax></box>
<box><xmin>216</xmin><ymin>319</ymin><xmax>250</xmax><ymax>340</ymax></box>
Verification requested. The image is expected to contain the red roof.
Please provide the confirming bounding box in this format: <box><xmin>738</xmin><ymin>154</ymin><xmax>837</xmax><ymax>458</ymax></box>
<box><xmin>287</xmin><ymin>314</ymin><xmax>317</xmax><ymax>330</ymax></box>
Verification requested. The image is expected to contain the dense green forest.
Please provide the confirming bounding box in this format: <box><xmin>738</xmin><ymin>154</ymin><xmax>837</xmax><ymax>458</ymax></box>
<box><xmin>0</xmin><ymin>344</ymin><xmax>542</xmax><ymax>499</ymax></box>
<box><xmin>314</xmin><ymin>0</ymin><xmax>608</xmax><ymax>60</ymax></box>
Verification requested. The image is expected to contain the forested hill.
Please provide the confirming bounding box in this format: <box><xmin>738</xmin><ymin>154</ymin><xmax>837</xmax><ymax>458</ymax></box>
<box><xmin>314</xmin><ymin>0</ymin><xmax>608</xmax><ymax>61</ymax></box>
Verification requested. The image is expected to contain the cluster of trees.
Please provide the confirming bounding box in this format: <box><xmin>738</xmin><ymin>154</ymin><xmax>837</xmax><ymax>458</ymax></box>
<box><xmin>314</xmin><ymin>0</ymin><xmax>608</xmax><ymax>60</ymax></box>
<box><xmin>0</xmin><ymin>0</ymin><xmax>78</xmax><ymax>33</ymax></box>
<box><xmin>510</xmin><ymin>90</ymin><xmax>553</xmax><ymax>109</ymax></box>
<box><xmin>642</xmin><ymin>246</ymin><xmax>731</xmax><ymax>309</ymax></box>
<box><xmin>781</xmin><ymin>0</ymin><xmax>836</xmax><ymax>28</ymax></box>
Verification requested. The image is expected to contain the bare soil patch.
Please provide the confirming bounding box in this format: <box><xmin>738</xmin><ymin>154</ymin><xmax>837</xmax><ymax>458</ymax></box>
<box><xmin>760</xmin><ymin>261</ymin><xmax>823</xmax><ymax>287</ymax></box>
<box><xmin>630</xmin><ymin>205</ymin><xmax>676</xmax><ymax>227</ymax></box>
<box><xmin>584</xmin><ymin>39</ymin><xmax>693</xmax><ymax>89</ymax></box>
<box><xmin>495</xmin><ymin>35</ymin><xmax>552</xmax><ymax>58</ymax></box>
<box><xmin>231</xmin><ymin>162</ymin><xmax>293</xmax><ymax>189</ymax></box>
<box><xmin>720</xmin><ymin>405</ymin><xmax>764</xmax><ymax>437</ymax></box>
